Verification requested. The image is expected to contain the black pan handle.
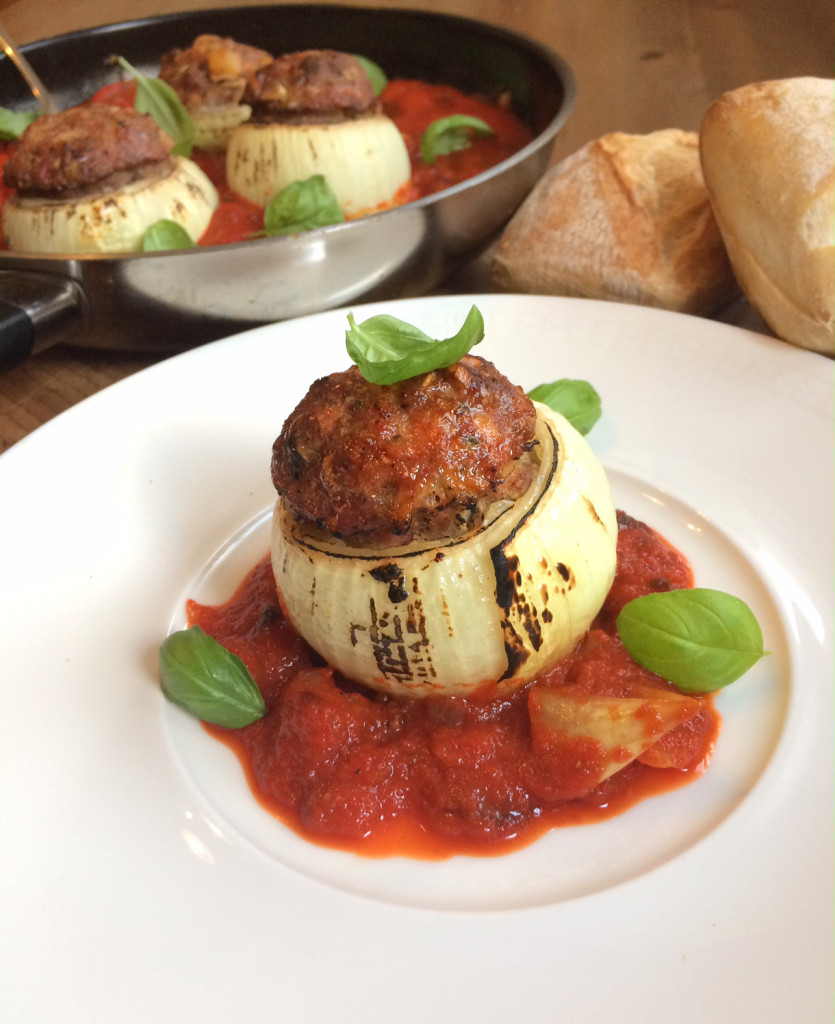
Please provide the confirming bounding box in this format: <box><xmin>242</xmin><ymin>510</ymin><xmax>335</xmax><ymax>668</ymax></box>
<box><xmin>0</xmin><ymin>270</ymin><xmax>86</xmax><ymax>370</ymax></box>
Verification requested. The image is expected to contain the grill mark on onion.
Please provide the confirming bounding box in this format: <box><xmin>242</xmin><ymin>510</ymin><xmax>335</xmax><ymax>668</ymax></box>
<box><xmin>490</xmin><ymin>426</ymin><xmax>560</xmax><ymax>680</ymax></box>
<box><xmin>368</xmin><ymin>562</ymin><xmax>408</xmax><ymax>603</ymax></box>
<box><xmin>355</xmin><ymin>596</ymin><xmax>437</xmax><ymax>685</ymax></box>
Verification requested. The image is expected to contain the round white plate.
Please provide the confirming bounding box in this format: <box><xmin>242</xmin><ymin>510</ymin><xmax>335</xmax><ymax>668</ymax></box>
<box><xmin>1</xmin><ymin>295</ymin><xmax>832</xmax><ymax>1023</ymax></box>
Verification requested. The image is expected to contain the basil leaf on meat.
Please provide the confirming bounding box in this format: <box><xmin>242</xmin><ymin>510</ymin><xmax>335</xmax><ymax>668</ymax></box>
<box><xmin>346</xmin><ymin>304</ymin><xmax>485</xmax><ymax>384</ymax></box>
<box><xmin>141</xmin><ymin>219</ymin><xmax>196</xmax><ymax>251</ymax></box>
<box><xmin>263</xmin><ymin>175</ymin><xmax>345</xmax><ymax>235</ymax></box>
<box><xmin>159</xmin><ymin>626</ymin><xmax>266</xmax><ymax>728</ymax></box>
<box><xmin>353</xmin><ymin>55</ymin><xmax>387</xmax><ymax>96</ymax></box>
<box><xmin>617</xmin><ymin>588</ymin><xmax>768</xmax><ymax>692</ymax></box>
<box><xmin>420</xmin><ymin>114</ymin><xmax>495</xmax><ymax>165</ymax></box>
<box><xmin>528</xmin><ymin>379</ymin><xmax>602</xmax><ymax>435</ymax></box>
<box><xmin>0</xmin><ymin>106</ymin><xmax>39</xmax><ymax>141</ymax></box>
<box><xmin>116</xmin><ymin>56</ymin><xmax>195</xmax><ymax>157</ymax></box>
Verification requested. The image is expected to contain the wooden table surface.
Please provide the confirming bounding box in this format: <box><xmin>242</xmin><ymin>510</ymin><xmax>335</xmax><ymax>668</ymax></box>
<box><xmin>0</xmin><ymin>0</ymin><xmax>832</xmax><ymax>453</ymax></box>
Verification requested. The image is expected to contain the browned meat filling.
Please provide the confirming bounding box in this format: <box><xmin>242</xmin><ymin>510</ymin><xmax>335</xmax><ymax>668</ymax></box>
<box><xmin>3</xmin><ymin>104</ymin><xmax>172</xmax><ymax>195</ymax></box>
<box><xmin>158</xmin><ymin>34</ymin><xmax>274</xmax><ymax>113</ymax></box>
<box><xmin>271</xmin><ymin>356</ymin><xmax>538</xmax><ymax>548</ymax></box>
<box><xmin>245</xmin><ymin>49</ymin><xmax>379</xmax><ymax>124</ymax></box>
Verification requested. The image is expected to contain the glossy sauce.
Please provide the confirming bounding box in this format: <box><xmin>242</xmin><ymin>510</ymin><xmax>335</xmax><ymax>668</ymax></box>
<box><xmin>0</xmin><ymin>78</ymin><xmax>532</xmax><ymax>249</ymax></box>
<box><xmin>188</xmin><ymin>513</ymin><xmax>720</xmax><ymax>859</ymax></box>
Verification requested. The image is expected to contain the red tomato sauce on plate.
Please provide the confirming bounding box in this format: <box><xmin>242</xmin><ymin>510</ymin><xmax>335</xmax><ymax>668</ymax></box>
<box><xmin>0</xmin><ymin>78</ymin><xmax>532</xmax><ymax>250</ymax></box>
<box><xmin>187</xmin><ymin>512</ymin><xmax>720</xmax><ymax>859</ymax></box>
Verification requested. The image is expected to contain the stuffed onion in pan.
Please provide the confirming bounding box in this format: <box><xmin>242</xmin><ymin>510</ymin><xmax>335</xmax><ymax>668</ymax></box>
<box><xmin>226</xmin><ymin>49</ymin><xmax>411</xmax><ymax>215</ymax></box>
<box><xmin>2</xmin><ymin>104</ymin><xmax>218</xmax><ymax>254</ymax></box>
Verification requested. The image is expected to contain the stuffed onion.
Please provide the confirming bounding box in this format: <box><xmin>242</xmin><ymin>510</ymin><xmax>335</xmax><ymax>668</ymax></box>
<box><xmin>270</xmin><ymin>329</ymin><xmax>618</xmax><ymax>698</ymax></box>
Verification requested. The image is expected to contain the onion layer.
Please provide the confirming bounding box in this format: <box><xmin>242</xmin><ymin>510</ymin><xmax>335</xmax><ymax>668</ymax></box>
<box><xmin>193</xmin><ymin>103</ymin><xmax>253</xmax><ymax>152</ymax></box>
<box><xmin>270</xmin><ymin>403</ymin><xmax>618</xmax><ymax>698</ymax></box>
<box><xmin>3</xmin><ymin>156</ymin><xmax>218</xmax><ymax>254</ymax></box>
<box><xmin>226</xmin><ymin>115</ymin><xmax>412</xmax><ymax>214</ymax></box>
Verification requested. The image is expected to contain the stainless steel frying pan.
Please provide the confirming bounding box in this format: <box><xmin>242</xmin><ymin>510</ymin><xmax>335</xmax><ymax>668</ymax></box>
<box><xmin>0</xmin><ymin>5</ymin><xmax>575</xmax><ymax>365</ymax></box>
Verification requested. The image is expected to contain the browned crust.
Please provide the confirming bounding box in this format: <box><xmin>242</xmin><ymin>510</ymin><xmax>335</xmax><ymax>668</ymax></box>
<box><xmin>491</xmin><ymin>128</ymin><xmax>739</xmax><ymax>316</ymax></box>
<box><xmin>3</xmin><ymin>104</ymin><xmax>173</xmax><ymax>193</ymax></box>
<box><xmin>271</xmin><ymin>356</ymin><xmax>538</xmax><ymax>548</ymax></box>
<box><xmin>158</xmin><ymin>33</ymin><xmax>274</xmax><ymax>112</ymax></box>
<box><xmin>245</xmin><ymin>50</ymin><xmax>379</xmax><ymax>123</ymax></box>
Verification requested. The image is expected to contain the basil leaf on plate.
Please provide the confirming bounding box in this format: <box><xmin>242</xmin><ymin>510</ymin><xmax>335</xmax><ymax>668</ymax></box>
<box><xmin>528</xmin><ymin>379</ymin><xmax>602</xmax><ymax>435</ymax></box>
<box><xmin>141</xmin><ymin>219</ymin><xmax>196</xmax><ymax>252</ymax></box>
<box><xmin>116</xmin><ymin>56</ymin><xmax>195</xmax><ymax>156</ymax></box>
<box><xmin>0</xmin><ymin>106</ymin><xmax>39</xmax><ymax>141</ymax></box>
<box><xmin>617</xmin><ymin>588</ymin><xmax>767</xmax><ymax>692</ymax></box>
<box><xmin>159</xmin><ymin>626</ymin><xmax>266</xmax><ymax>728</ymax></box>
<box><xmin>263</xmin><ymin>175</ymin><xmax>344</xmax><ymax>236</ymax></box>
<box><xmin>420</xmin><ymin>114</ymin><xmax>495</xmax><ymax>165</ymax></box>
<box><xmin>353</xmin><ymin>54</ymin><xmax>387</xmax><ymax>96</ymax></box>
<box><xmin>346</xmin><ymin>304</ymin><xmax>485</xmax><ymax>384</ymax></box>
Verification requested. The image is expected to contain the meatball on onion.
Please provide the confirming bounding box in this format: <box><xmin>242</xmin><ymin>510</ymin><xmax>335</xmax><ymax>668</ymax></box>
<box><xmin>226</xmin><ymin>49</ymin><xmax>411</xmax><ymax>215</ymax></box>
<box><xmin>270</xmin><ymin>341</ymin><xmax>618</xmax><ymax>698</ymax></box>
<box><xmin>158</xmin><ymin>34</ymin><xmax>274</xmax><ymax>151</ymax></box>
<box><xmin>2</xmin><ymin>104</ymin><xmax>218</xmax><ymax>253</ymax></box>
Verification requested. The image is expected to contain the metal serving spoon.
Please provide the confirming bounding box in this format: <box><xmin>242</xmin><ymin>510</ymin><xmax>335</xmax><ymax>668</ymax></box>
<box><xmin>0</xmin><ymin>20</ymin><xmax>58</xmax><ymax>114</ymax></box>
<box><xmin>0</xmin><ymin>21</ymin><xmax>72</xmax><ymax>371</ymax></box>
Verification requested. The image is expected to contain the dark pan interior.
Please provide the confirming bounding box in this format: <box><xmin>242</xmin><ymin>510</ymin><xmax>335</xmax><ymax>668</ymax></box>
<box><xmin>1</xmin><ymin>4</ymin><xmax>566</xmax><ymax>134</ymax></box>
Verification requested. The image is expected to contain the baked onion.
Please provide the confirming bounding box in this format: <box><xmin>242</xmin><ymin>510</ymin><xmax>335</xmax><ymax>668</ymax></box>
<box><xmin>3</xmin><ymin>156</ymin><xmax>218</xmax><ymax>254</ymax></box>
<box><xmin>270</xmin><ymin>402</ymin><xmax>618</xmax><ymax>698</ymax></box>
<box><xmin>226</xmin><ymin>116</ymin><xmax>411</xmax><ymax>215</ymax></box>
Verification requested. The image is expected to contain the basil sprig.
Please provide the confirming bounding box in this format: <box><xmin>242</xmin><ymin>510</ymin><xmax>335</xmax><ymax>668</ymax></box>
<box><xmin>116</xmin><ymin>56</ymin><xmax>195</xmax><ymax>156</ymax></box>
<box><xmin>159</xmin><ymin>626</ymin><xmax>266</xmax><ymax>727</ymax></box>
<box><xmin>346</xmin><ymin>305</ymin><xmax>485</xmax><ymax>384</ymax></box>
<box><xmin>528</xmin><ymin>379</ymin><xmax>601</xmax><ymax>435</ymax></box>
<box><xmin>263</xmin><ymin>175</ymin><xmax>344</xmax><ymax>236</ymax></box>
<box><xmin>353</xmin><ymin>54</ymin><xmax>387</xmax><ymax>96</ymax></box>
<box><xmin>617</xmin><ymin>588</ymin><xmax>767</xmax><ymax>692</ymax></box>
<box><xmin>420</xmin><ymin>114</ymin><xmax>495</xmax><ymax>165</ymax></box>
<box><xmin>0</xmin><ymin>106</ymin><xmax>39</xmax><ymax>141</ymax></box>
<box><xmin>141</xmin><ymin>219</ymin><xmax>196</xmax><ymax>251</ymax></box>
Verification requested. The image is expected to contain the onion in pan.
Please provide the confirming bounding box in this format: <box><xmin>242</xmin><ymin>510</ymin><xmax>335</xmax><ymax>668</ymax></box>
<box><xmin>2</xmin><ymin>104</ymin><xmax>218</xmax><ymax>253</ymax></box>
<box><xmin>226</xmin><ymin>49</ymin><xmax>411</xmax><ymax>215</ymax></box>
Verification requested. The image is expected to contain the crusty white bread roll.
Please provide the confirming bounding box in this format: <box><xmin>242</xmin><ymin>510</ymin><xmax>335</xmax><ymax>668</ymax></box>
<box><xmin>491</xmin><ymin>128</ymin><xmax>739</xmax><ymax>315</ymax></box>
<box><xmin>700</xmin><ymin>77</ymin><xmax>834</xmax><ymax>356</ymax></box>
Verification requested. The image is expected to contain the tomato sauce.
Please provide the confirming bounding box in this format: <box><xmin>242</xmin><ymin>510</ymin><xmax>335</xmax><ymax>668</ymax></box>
<box><xmin>188</xmin><ymin>512</ymin><xmax>720</xmax><ymax>859</ymax></box>
<box><xmin>0</xmin><ymin>78</ymin><xmax>531</xmax><ymax>251</ymax></box>
<box><xmin>381</xmin><ymin>80</ymin><xmax>534</xmax><ymax>199</ymax></box>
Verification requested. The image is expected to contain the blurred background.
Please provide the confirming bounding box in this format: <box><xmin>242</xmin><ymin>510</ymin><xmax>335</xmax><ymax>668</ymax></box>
<box><xmin>3</xmin><ymin>0</ymin><xmax>832</xmax><ymax>166</ymax></box>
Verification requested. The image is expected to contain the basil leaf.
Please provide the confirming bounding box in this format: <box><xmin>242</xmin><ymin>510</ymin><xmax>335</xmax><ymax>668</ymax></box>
<box><xmin>141</xmin><ymin>219</ymin><xmax>196</xmax><ymax>251</ymax></box>
<box><xmin>159</xmin><ymin>626</ymin><xmax>266</xmax><ymax>728</ymax></box>
<box><xmin>346</xmin><ymin>304</ymin><xmax>485</xmax><ymax>384</ymax></box>
<box><xmin>0</xmin><ymin>106</ymin><xmax>39</xmax><ymax>141</ymax></box>
<box><xmin>263</xmin><ymin>175</ymin><xmax>344</xmax><ymax>236</ymax></box>
<box><xmin>116</xmin><ymin>56</ymin><xmax>195</xmax><ymax>156</ymax></box>
<box><xmin>420</xmin><ymin>114</ymin><xmax>495</xmax><ymax>165</ymax></box>
<box><xmin>528</xmin><ymin>379</ymin><xmax>601</xmax><ymax>435</ymax></box>
<box><xmin>617</xmin><ymin>588</ymin><xmax>767</xmax><ymax>692</ymax></box>
<box><xmin>353</xmin><ymin>54</ymin><xmax>387</xmax><ymax>96</ymax></box>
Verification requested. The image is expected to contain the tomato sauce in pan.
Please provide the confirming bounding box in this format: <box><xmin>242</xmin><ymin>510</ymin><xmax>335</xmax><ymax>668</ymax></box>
<box><xmin>188</xmin><ymin>513</ymin><xmax>720</xmax><ymax>859</ymax></box>
<box><xmin>0</xmin><ymin>77</ymin><xmax>532</xmax><ymax>249</ymax></box>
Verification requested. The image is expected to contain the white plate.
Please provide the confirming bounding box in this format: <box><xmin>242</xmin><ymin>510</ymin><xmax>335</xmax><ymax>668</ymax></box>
<box><xmin>1</xmin><ymin>295</ymin><xmax>832</xmax><ymax>1023</ymax></box>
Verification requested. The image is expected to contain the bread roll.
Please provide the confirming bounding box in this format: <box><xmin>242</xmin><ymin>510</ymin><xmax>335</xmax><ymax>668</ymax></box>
<box><xmin>491</xmin><ymin>128</ymin><xmax>738</xmax><ymax>315</ymax></box>
<box><xmin>700</xmin><ymin>77</ymin><xmax>834</xmax><ymax>356</ymax></box>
